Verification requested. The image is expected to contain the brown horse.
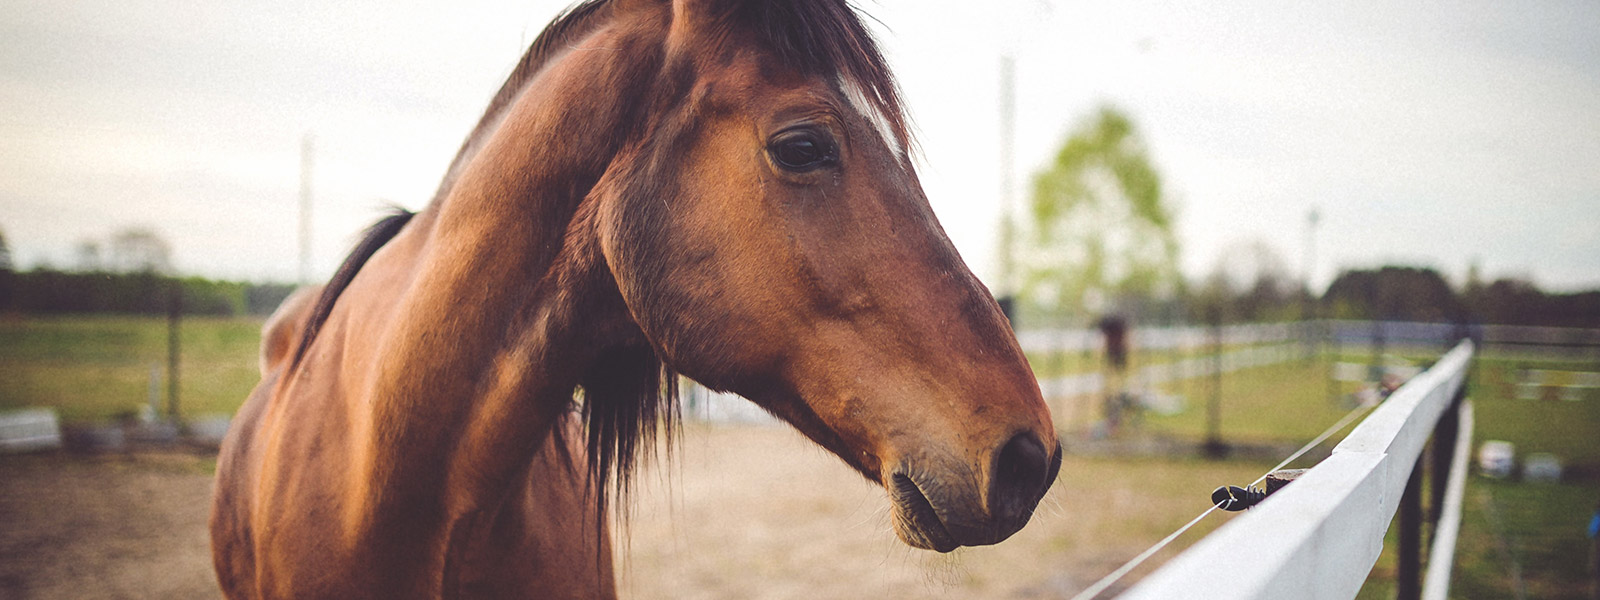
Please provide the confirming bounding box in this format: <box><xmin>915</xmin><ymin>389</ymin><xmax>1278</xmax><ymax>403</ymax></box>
<box><xmin>211</xmin><ymin>0</ymin><xmax>1060</xmax><ymax>598</ymax></box>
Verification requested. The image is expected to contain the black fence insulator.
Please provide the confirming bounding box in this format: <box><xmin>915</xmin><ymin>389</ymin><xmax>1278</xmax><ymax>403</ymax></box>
<box><xmin>1211</xmin><ymin>485</ymin><xmax>1268</xmax><ymax>511</ymax></box>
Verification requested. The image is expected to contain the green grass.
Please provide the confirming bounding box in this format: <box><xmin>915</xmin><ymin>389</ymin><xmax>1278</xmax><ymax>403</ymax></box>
<box><xmin>1357</xmin><ymin>478</ymin><xmax>1600</xmax><ymax>600</ymax></box>
<box><xmin>1451</xmin><ymin>479</ymin><xmax>1600</xmax><ymax>599</ymax></box>
<box><xmin>1469</xmin><ymin>356</ymin><xmax>1600</xmax><ymax>469</ymax></box>
<box><xmin>0</xmin><ymin>315</ymin><xmax>262</xmax><ymax>421</ymax></box>
<box><xmin>1140</xmin><ymin>359</ymin><xmax>1359</xmax><ymax>445</ymax></box>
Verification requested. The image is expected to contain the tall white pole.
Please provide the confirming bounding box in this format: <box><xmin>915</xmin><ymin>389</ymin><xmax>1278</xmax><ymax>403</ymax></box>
<box><xmin>298</xmin><ymin>133</ymin><xmax>314</xmax><ymax>286</ymax></box>
<box><xmin>997</xmin><ymin>54</ymin><xmax>1017</xmax><ymax>301</ymax></box>
<box><xmin>1305</xmin><ymin>206</ymin><xmax>1320</xmax><ymax>295</ymax></box>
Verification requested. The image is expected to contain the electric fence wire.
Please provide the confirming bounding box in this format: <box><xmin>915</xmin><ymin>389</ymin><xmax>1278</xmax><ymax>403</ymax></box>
<box><xmin>1067</xmin><ymin>402</ymin><xmax>1378</xmax><ymax>600</ymax></box>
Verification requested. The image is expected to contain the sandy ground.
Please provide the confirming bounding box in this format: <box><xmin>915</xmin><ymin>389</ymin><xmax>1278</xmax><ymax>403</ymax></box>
<box><xmin>0</xmin><ymin>424</ymin><xmax>1263</xmax><ymax>599</ymax></box>
<box><xmin>0</xmin><ymin>453</ymin><xmax>220</xmax><ymax>599</ymax></box>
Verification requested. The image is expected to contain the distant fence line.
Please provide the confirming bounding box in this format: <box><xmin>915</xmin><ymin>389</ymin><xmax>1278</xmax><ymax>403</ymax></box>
<box><xmin>681</xmin><ymin>320</ymin><xmax>1593</xmax><ymax>424</ymax></box>
<box><xmin>1038</xmin><ymin>343</ymin><xmax>1300</xmax><ymax>400</ymax></box>
<box><xmin>1017</xmin><ymin>320</ymin><xmax>1600</xmax><ymax>355</ymax></box>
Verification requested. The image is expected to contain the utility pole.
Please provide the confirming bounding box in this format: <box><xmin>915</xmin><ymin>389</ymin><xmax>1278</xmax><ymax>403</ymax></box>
<box><xmin>167</xmin><ymin>277</ymin><xmax>181</xmax><ymax>420</ymax></box>
<box><xmin>996</xmin><ymin>54</ymin><xmax>1017</xmax><ymax>322</ymax></box>
<box><xmin>1203</xmin><ymin>305</ymin><xmax>1227</xmax><ymax>458</ymax></box>
<box><xmin>1302</xmin><ymin>206</ymin><xmax>1320</xmax><ymax>363</ymax></box>
<box><xmin>299</xmin><ymin>133</ymin><xmax>315</xmax><ymax>286</ymax></box>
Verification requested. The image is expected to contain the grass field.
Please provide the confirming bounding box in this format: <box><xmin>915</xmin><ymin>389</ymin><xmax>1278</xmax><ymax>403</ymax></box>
<box><xmin>3</xmin><ymin>316</ymin><xmax>1597</xmax><ymax>597</ymax></box>
<box><xmin>1022</xmin><ymin>342</ymin><xmax>1600</xmax><ymax>598</ymax></box>
<box><xmin>0</xmin><ymin>315</ymin><xmax>263</xmax><ymax>421</ymax></box>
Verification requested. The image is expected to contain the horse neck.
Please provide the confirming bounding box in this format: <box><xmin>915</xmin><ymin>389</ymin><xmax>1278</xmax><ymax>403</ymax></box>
<box><xmin>345</xmin><ymin>11</ymin><xmax>666</xmax><ymax>525</ymax></box>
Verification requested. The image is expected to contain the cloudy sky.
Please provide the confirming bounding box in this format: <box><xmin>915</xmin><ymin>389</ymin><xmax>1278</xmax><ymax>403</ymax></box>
<box><xmin>3</xmin><ymin>0</ymin><xmax>1597</xmax><ymax>292</ymax></box>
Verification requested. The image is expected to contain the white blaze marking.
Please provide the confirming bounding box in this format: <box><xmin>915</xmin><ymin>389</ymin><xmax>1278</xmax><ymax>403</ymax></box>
<box><xmin>837</xmin><ymin>75</ymin><xmax>905</xmax><ymax>161</ymax></box>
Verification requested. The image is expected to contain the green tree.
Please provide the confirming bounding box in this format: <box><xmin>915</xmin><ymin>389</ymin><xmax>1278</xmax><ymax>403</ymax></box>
<box><xmin>1322</xmin><ymin>266</ymin><xmax>1463</xmax><ymax>321</ymax></box>
<box><xmin>1018</xmin><ymin>106</ymin><xmax>1180</xmax><ymax>319</ymax></box>
<box><xmin>0</xmin><ymin>226</ymin><xmax>12</xmax><ymax>311</ymax></box>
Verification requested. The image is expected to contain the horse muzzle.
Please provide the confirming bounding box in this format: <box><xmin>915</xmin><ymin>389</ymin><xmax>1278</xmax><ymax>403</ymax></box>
<box><xmin>887</xmin><ymin>433</ymin><xmax>1062</xmax><ymax>552</ymax></box>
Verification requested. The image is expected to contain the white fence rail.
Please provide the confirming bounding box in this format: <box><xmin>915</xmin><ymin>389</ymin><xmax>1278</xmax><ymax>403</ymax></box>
<box><xmin>1018</xmin><ymin>320</ymin><xmax>1599</xmax><ymax>355</ymax></box>
<box><xmin>1121</xmin><ymin>340</ymin><xmax>1474</xmax><ymax>600</ymax></box>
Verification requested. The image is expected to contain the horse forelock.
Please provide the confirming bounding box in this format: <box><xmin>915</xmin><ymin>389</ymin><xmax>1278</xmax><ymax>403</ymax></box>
<box><xmin>729</xmin><ymin>0</ymin><xmax>915</xmax><ymax>158</ymax></box>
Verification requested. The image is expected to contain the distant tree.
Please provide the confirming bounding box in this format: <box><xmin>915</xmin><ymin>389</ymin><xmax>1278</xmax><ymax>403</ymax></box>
<box><xmin>1322</xmin><ymin>266</ymin><xmax>1463</xmax><ymax>321</ymax></box>
<box><xmin>245</xmin><ymin>283</ymin><xmax>298</xmax><ymax>315</ymax></box>
<box><xmin>1018</xmin><ymin>106</ymin><xmax>1180</xmax><ymax>319</ymax></box>
<box><xmin>107</xmin><ymin>227</ymin><xmax>173</xmax><ymax>274</ymax></box>
<box><xmin>1473</xmin><ymin>278</ymin><xmax>1543</xmax><ymax>325</ymax></box>
<box><xmin>1198</xmin><ymin>240</ymin><xmax>1298</xmax><ymax>321</ymax></box>
<box><xmin>0</xmin><ymin>226</ymin><xmax>12</xmax><ymax>310</ymax></box>
<box><xmin>73</xmin><ymin>239</ymin><xmax>104</xmax><ymax>272</ymax></box>
<box><xmin>0</xmin><ymin>227</ymin><xmax>11</xmax><ymax>272</ymax></box>
<box><xmin>1540</xmin><ymin>290</ymin><xmax>1600</xmax><ymax>328</ymax></box>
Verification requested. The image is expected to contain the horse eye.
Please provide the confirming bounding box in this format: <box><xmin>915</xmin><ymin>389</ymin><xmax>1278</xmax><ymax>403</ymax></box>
<box><xmin>769</xmin><ymin>130</ymin><xmax>836</xmax><ymax>172</ymax></box>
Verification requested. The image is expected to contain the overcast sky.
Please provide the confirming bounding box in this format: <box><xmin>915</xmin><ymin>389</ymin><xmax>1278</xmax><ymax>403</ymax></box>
<box><xmin>3</xmin><ymin>0</ymin><xmax>1597</xmax><ymax>292</ymax></box>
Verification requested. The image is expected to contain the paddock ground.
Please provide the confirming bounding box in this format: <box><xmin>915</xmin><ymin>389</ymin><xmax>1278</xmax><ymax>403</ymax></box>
<box><xmin>0</xmin><ymin>424</ymin><xmax>1268</xmax><ymax>600</ymax></box>
<box><xmin>4</xmin><ymin>426</ymin><xmax>1596</xmax><ymax>599</ymax></box>
<box><xmin>3</xmin><ymin>317</ymin><xmax>1596</xmax><ymax>597</ymax></box>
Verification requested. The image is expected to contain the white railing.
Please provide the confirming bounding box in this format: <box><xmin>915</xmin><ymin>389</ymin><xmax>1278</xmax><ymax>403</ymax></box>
<box><xmin>1120</xmin><ymin>340</ymin><xmax>1474</xmax><ymax>600</ymax></box>
<box><xmin>1018</xmin><ymin>320</ymin><xmax>1599</xmax><ymax>355</ymax></box>
<box><xmin>1018</xmin><ymin>322</ymin><xmax>1303</xmax><ymax>354</ymax></box>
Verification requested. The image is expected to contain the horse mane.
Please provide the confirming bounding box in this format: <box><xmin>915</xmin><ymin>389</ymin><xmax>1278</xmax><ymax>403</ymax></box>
<box><xmin>428</xmin><ymin>0</ymin><xmax>616</xmax><ymax>207</ymax></box>
<box><xmin>291</xmin><ymin>209</ymin><xmax>414</xmax><ymax>369</ymax></box>
<box><xmin>290</xmin><ymin>3</ymin><xmax>614</xmax><ymax>370</ymax></box>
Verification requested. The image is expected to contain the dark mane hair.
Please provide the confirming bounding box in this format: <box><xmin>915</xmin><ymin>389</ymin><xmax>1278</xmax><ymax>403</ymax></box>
<box><xmin>291</xmin><ymin>0</ymin><xmax>910</xmax><ymax>528</ymax></box>
<box><xmin>291</xmin><ymin>209</ymin><xmax>413</xmax><ymax>369</ymax></box>
<box><xmin>428</xmin><ymin>0</ymin><xmax>617</xmax><ymax>206</ymax></box>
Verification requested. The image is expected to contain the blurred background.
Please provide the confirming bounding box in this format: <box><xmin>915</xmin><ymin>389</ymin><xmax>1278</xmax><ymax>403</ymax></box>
<box><xmin>1</xmin><ymin>0</ymin><xmax>1596</xmax><ymax>598</ymax></box>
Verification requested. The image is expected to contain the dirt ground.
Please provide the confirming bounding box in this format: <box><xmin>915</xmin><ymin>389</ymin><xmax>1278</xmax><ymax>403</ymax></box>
<box><xmin>0</xmin><ymin>453</ymin><xmax>220</xmax><ymax>599</ymax></box>
<box><xmin>0</xmin><ymin>424</ymin><xmax>1264</xmax><ymax>599</ymax></box>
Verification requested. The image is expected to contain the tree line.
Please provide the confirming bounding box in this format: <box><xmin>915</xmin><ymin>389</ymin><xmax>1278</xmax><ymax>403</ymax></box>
<box><xmin>0</xmin><ymin>268</ymin><xmax>296</xmax><ymax>317</ymax></box>
<box><xmin>0</xmin><ymin>225</ymin><xmax>295</xmax><ymax>317</ymax></box>
<box><xmin>1321</xmin><ymin>266</ymin><xmax>1600</xmax><ymax>329</ymax></box>
<box><xmin>0</xmin><ymin>256</ymin><xmax>1592</xmax><ymax>328</ymax></box>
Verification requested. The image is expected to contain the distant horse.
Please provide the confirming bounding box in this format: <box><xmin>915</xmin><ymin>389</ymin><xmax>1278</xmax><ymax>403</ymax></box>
<box><xmin>211</xmin><ymin>0</ymin><xmax>1060</xmax><ymax>598</ymax></box>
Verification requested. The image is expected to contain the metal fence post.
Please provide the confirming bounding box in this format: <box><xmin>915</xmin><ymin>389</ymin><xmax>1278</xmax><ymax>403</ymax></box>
<box><xmin>1399</xmin><ymin>452</ymin><xmax>1424</xmax><ymax>600</ymax></box>
<box><xmin>1431</xmin><ymin>389</ymin><xmax>1463</xmax><ymax>529</ymax></box>
<box><xmin>1204</xmin><ymin>308</ymin><xmax>1226</xmax><ymax>457</ymax></box>
<box><xmin>167</xmin><ymin>277</ymin><xmax>182</xmax><ymax>420</ymax></box>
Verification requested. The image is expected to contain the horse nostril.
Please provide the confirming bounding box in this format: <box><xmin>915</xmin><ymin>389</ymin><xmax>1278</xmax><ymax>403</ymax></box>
<box><xmin>989</xmin><ymin>432</ymin><xmax>1052</xmax><ymax>524</ymax></box>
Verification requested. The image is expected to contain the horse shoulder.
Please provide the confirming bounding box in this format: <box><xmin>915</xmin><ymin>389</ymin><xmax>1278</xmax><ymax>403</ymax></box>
<box><xmin>258</xmin><ymin>285</ymin><xmax>323</xmax><ymax>376</ymax></box>
<box><xmin>213</xmin><ymin>286</ymin><xmax>321</xmax><ymax>599</ymax></box>
<box><xmin>211</xmin><ymin>367</ymin><xmax>280</xmax><ymax>599</ymax></box>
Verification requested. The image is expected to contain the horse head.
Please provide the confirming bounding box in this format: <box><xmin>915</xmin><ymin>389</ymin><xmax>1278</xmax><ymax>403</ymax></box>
<box><xmin>588</xmin><ymin>0</ymin><xmax>1059</xmax><ymax>552</ymax></box>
